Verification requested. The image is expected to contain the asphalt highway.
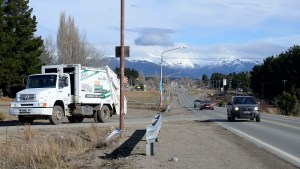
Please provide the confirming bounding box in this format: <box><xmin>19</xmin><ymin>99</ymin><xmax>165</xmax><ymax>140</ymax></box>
<box><xmin>177</xmin><ymin>87</ymin><xmax>300</xmax><ymax>167</ymax></box>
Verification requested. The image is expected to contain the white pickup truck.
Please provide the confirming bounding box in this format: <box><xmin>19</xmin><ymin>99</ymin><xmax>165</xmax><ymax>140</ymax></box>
<box><xmin>9</xmin><ymin>64</ymin><xmax>127</xmax><ymax>125</ymax></box>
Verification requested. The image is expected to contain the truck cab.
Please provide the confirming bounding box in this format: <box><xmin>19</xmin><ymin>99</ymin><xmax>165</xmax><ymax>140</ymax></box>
<box><xmin>10</xmin><ymin>73</ymin><xmax>71</xmax><ymax>124</ymax></box>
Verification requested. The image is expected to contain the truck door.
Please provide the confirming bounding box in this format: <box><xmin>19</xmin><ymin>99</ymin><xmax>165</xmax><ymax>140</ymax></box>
<box><xmin>58</xmin><ymin>75</ymin><xmax>71</xmax><ymax>107</ymax></box>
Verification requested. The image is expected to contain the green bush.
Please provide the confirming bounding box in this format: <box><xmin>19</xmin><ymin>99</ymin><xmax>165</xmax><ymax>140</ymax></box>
<box><xmin>0</xmin><ymin>112</ymin><xmax>6</xmax><ymax>121</ymax></box>
<box><xmin>217</xmin><ymin>100</ymin><xmax>225</xmax><ymax>107</ymax></box>
<box><xmin>277</xmin><ymin>92</ymin><xmax>298</xmax><ymax>116</ymax></box>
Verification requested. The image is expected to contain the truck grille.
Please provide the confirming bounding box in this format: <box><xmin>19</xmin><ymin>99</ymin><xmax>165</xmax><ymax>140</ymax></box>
<box><xmin>19</xmin><ymin>94</ymin><xmax>35</xmax><ymax>101</ymax></box>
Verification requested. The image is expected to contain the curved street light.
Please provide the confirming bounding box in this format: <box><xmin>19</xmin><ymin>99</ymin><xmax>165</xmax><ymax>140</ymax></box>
<box><xmin>160</xmin><ymin>46</ymin><xmax>186</xmax><ymax>107</ymax></box>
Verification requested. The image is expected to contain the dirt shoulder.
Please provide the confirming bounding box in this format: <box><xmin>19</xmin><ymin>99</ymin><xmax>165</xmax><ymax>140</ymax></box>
<box><xmin>118</xmin><ymin>96</ymin><xmax>296</xmax><ymax>169</ymax></box>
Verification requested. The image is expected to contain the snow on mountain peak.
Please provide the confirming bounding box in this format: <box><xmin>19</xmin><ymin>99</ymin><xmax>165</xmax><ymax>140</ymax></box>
<box><xmin>212</xmin><ymin>56</ymin><xmax>259</xmax><ymax>68</ymax></box>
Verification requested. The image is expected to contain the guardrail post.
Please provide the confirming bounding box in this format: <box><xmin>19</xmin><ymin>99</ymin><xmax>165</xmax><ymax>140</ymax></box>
<box><xmin>146</xmin><ymin>114</ymin><xmax>162</xmax><ymax>156</ymax></box>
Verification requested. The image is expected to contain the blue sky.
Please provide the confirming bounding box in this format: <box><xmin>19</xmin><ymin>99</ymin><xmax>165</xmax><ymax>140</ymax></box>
<box><xmin>28</xmin><ymin>0</ymin><xmax>300</xmax><ymax>66</ymax></box>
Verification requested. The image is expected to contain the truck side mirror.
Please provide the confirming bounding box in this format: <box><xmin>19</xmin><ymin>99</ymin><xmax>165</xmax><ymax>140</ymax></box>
<box><xmin>64</xmin><ymin>77</ymin><xmax>69</xmax><ymax>86</ymax></box>
<box><xmin>59</xmin><ymin>76</ymin><xmax>69</xmax><ymax>88</ymax></box>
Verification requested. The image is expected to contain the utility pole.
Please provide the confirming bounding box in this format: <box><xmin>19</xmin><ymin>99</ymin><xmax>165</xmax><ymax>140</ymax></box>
<box><xmin>119</xmin><ymin>0</ymin><xmax>125</xmax><ymax>134</ymax></box>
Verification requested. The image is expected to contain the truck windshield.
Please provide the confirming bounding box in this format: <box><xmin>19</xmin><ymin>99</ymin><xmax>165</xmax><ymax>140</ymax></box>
<box><xmin>27</xmin><ymin>75</ymin><xmax>57</xmax><ymax>88</ymax></box>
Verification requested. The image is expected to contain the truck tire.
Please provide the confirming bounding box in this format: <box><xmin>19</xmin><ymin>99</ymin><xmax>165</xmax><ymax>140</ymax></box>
<box><xmin>95</xmin><ymin>105</ymin><xmax>110</xmax><ymax>123</ymax></box>
<box><xmin>67</xmin><ymin>116</ymin><xmax>84</xmax><ymax>123</ymax></box>
<box><xmin>18</xmin><ymin>116</ymin><xmax>34</xmax><ymax>125</ymax></box>
<box><xmin>49</xmin><ymin>105</ymin><xmax>64</xmax><ymax>125</ymax></box>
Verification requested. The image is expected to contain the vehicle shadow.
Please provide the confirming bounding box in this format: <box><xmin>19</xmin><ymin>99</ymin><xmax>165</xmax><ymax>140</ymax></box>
<box><xmin>194</xmin><ymin>119</ymin><xmax>250</xmax><ymax>123</ymax></box>
<box><xmin>99</xmin><ymin>129</ymin><xmax>146</xmax><ymax>159</ymax></box>
<box><xmin>0</xmin><ymin>120</ymin><xmax>51</xmax><ymax>127</ymax></box>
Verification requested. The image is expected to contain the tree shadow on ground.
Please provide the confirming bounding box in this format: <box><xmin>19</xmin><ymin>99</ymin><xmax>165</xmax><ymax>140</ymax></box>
<box><xmin>100</xmin><ymin>129</ymin><xmax>146</xmax><ymax>159</ymax></box>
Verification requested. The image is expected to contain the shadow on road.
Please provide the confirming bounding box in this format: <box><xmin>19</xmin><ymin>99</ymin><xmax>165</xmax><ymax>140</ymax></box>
<box><xmin>100</xmin><ymin>129</ymin><xmax>146</xmax><ymax>159</ymax></box>
<box><xmin>195</xmin><ymin>119</ymin><xmax>250</xmax><ymax>123</ymax></box>
<box><xmin>0</xmin><ymin>120</ymin><xmax>52</xmax><ymax>127</ymax></box>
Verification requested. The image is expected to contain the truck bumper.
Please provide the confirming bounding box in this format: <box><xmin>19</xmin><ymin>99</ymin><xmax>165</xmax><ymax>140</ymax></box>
<box><xmin>9</xmin><ymin>107</ymin><xmax>53</xmax><ymax>116</ymax></box>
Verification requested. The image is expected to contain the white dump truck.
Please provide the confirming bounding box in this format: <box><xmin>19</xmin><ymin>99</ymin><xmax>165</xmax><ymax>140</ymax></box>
<box><xmin>9</xmin><ymin>64</ymin><xmax>127</xmax><ymax>125</ymax></box>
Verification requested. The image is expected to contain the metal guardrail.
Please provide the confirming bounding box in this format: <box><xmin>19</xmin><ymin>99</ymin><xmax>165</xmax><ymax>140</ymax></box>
<box><xmin>146</xmin><ymin>114</ymin><xmax>163</xmax><ymax>156</ymax></box>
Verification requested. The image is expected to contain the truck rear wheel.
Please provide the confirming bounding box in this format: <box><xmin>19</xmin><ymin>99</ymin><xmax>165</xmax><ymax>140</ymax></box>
<box><xmin>49</xmin><ymin>105</ymin><xmax>64</xmax><ymax>125</ymax></box>
<box><xmin>94</xmin><ymin>105</ymin><xmax>110</xmax><ymax>123</ymax></box>
<box><xmin>67</xmin><ymin>116</ymin><xmax>84</xmax><ymax>123</ymax></box>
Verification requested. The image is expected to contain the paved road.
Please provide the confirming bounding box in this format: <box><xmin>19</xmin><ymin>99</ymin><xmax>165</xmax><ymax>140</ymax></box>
<box><xmin>177</xmin><ymin>87</ymin><xmax>300</xmax><ymax>167</ymax></box>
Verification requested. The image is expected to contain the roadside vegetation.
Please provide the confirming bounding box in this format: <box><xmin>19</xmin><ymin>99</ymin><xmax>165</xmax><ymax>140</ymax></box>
<box><xmin>0</xmin><ymin>112</ymin><xmax>6</xmax><ymax>121</ymax></box>
<box><xmin>0</xmin><ymin>124</ymin><xmax>130</xmax><ymax>169</ymax></box>
<box><xmin>126</xmin><ymin>91</ymin><xmax>159</xmax><ymax>109</ymax></box>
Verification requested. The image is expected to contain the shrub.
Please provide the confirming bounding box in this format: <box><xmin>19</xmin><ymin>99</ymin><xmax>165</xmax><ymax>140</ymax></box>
<box><xmin>277</xmin><ymin>92</ymin><xmax>298</xmax><ymax>116</ymax></box>
<box><xmin>217</xmin><ymin>100</ymin><xmax>225</xmax><ymax>107</ymax></box>
<box><xmin>0</xmin><ymin>112</ymin><xmax>6</xmax><ymax>121</ymax></box>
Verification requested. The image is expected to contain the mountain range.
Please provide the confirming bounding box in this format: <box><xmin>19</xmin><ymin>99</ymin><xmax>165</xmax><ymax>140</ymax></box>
<box><xmin>104</xmin><ymin>57</ymin><xmax>261</xmax><ymax>79</ymax></box>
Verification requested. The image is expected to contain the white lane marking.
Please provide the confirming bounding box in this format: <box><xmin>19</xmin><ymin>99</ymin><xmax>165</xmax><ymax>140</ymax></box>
<box><xmin>225</xmin><ymin>126</ymin><xmax>300</xmax><ymax>167</ymax></box>
<box><xmin>262</xmin><ymin>119</ymin><xmax>300</xmax><ymax>131</ymax></box>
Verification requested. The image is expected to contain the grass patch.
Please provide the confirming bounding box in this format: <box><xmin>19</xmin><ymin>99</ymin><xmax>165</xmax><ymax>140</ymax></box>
<box><xmin>0</xmin><ymin>123</ymin><xmax>125</xmax><ymax>169</ymax></box>
<box><xmin>125</xmin><ymin>91</ymin><xmax>159</xmax><ymax>109</ymax></box>
<box><xmin>0</xmin><ymin>97</ymin><xmax>12</xmax><ymax>102</ymax></box>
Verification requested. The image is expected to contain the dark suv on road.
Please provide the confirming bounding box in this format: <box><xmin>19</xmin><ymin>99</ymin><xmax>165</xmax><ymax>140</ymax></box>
<box><xmin>227</xmin><ymin>96</ymin><xmax>260</xmax><ymax>122</ymax></box>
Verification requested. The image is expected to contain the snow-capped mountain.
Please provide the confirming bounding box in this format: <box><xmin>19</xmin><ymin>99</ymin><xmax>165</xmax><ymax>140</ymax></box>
<box><xmin>103</xmin><ymin>56</ymin><xmax>261</xmax><ymax>78</ymax></box>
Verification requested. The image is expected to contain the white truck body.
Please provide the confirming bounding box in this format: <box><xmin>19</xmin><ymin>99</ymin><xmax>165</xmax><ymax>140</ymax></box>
<box><xmin>9</xmin><ymin>64</ymin><xmax>127</xmax><ymax>124</ymax></box>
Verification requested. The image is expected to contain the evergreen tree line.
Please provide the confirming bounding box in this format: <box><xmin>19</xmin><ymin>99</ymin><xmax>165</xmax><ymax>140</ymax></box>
<box><xmin>199</xmin><ymin>72</ymin><xmax>250</xmax><ymax>92</ymax></box>
<box><xmin>250</xmin><ymin>45</ymin><xmax>300</xmax><ymax>101</ymax></box>
<box><xmin>114</xmin><ymin>67</ymin><xmax>139</xmax><ymax>86</ymax></box>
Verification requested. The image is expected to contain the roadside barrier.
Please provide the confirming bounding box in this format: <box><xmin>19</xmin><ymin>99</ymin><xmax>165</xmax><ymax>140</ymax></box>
<box><xmin>146</xmin><ymin>114</ymin><xmax>162</xmax><ymax>156</ymax></box>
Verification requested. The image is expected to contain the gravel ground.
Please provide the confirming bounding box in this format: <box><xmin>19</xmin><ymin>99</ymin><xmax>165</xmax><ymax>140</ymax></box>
<box><xmin>116</xmin><ymin>96</ymin><xmax>297</xmax><ymax>169</ymax></box>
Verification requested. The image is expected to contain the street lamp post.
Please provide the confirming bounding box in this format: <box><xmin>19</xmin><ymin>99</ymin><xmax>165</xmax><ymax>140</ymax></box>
<box><xmin>165</xmin><ymin>71</ymin><xmax>181</xmax><ymax>104</ymax></box>
<box><xmin>282</xmin><ymin>80</ymin><xmax>287</xmax><ymax>92</ymax></box>
<box><xmin>159</xmin><ymin>46</ymin><xmax>186</xmax><ymax>107</ymax></box>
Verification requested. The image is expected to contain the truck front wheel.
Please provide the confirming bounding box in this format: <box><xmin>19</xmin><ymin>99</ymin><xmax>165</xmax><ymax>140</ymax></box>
<box><xmin>49</xmin><ymin>105</ymin><xmax>64</xmax><ymax>125</ymax></box>
<box><xmin>94</xmin><ymin>105</ymin><xmax>110</xmax><ymax>123</ymax></box>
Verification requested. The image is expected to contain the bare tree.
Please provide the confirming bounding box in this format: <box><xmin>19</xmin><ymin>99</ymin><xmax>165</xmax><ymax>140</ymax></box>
<box><xmin>40</xmin><ymin>35</ymin><xmax>56</xmax><ymax>65</ymax></box>
<box><xmin>137</xmin><ymin>71</ymin><xmax>146</xmax><ymax>86</ymax></box>
<box><xmin>86</xmin><ymin>45</ymin><xmax>107</xmax><ymax>67</ymax></box>
<box><xmin>57</xmin><ymin>12</ymin><xmax>105</xmax><ymax>66</ymax></box>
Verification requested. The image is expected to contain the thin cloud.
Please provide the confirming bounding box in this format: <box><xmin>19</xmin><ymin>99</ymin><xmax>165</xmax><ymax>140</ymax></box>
<box><xmin>134</xmin><ymin>28</ymin><xmax>175</xmax><ymax>47</ymax></box>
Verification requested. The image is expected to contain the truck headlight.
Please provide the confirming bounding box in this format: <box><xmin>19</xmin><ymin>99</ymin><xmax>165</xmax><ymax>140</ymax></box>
<box><xmin>234</xmin><ymin>107</ymin><xmax>239</xmax><ymax>111</ymax></box>
<box><xmin>11</xmin><ymin>103</ymin><xmax>16</xmax><ymax>107</ymax></box>
<box><xmin>254</xmin><ymin>107</ymin><xmax>258</xmax><ymax>111</ymax></box>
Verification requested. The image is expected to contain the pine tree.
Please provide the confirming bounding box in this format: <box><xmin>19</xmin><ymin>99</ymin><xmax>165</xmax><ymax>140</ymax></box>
<box><xmin>0</xmin><ymin>0</ymin><xmax>43</xmax><ymax>96</ymax></box>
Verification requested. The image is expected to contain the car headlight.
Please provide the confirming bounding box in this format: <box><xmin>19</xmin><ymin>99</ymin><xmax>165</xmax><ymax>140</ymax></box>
<box><xmin>254</xmin><ymin>107</ymin><xmax>258</xmax><ymax>111</ymax></box>
<box><xmin>234</xmin><ymin>107</ymin><xmax>239</xmax><ymax>111</ymax></box>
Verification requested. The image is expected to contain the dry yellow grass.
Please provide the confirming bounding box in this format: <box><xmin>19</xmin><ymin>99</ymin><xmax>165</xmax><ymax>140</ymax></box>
<box><xmin>0</xmin><ymin>123</ymin><xmax>113</xmax><ymax>169</ymax></box>
<box><xmin>0</xmin><ymin>97</ymin><xmax>12</xmax><ymax>102</ymax></box>
<box><xmin>125</xmin><ymin>91</ymin><xmax>159</xmax><ymax>109</ymax></box>
<box><xmin>0</xmin><ymin>112</ymin><xmax>6</xmax><ymax>121</ymax></box>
